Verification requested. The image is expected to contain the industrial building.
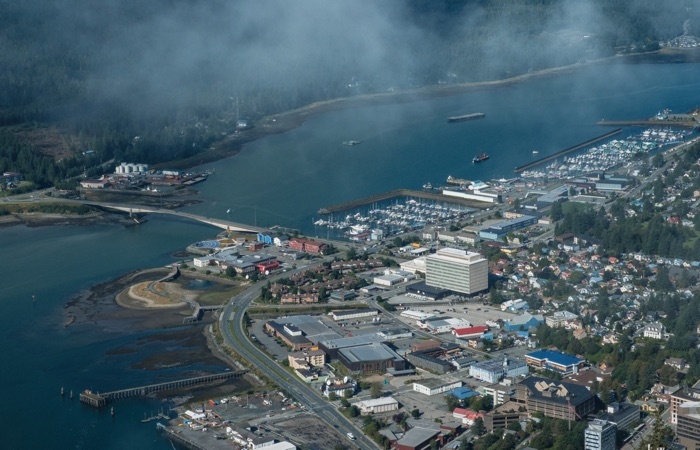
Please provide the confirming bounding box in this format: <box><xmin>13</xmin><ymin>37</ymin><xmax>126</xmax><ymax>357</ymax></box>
<box><xmin>469</xmin><ymin>355</ymin><xmax>529</xmax><ymax>383</ymax></box>
<box><xmin>406</xmin><ymin>341</ymin><xmax>460</xmax><ymax>374</ymax></box>
<box><xmin>584</xmin><ymin>419</ymin><xmax>616</xmax><ymax>450</ymax></box>
<box><xmin>413</xmin><ymin>379</ymin><xmax>463</xmax><ymax>396</ymax></box>
<box><xmin>355</xmin><ymin>397</ymin><xmax>399</xmax><ymax>415</ymax></box>
<box><xmin>336</xmin><ymin>342</ymin><xmax>409</xmax><ymax>375</ymax></box>
<box><xmin>330</xmin><ymin>308</ymin><xmax>378</xmax><ymax>321</ymax></box>
<box><xmin>478</xmin><ymin>215</ymin><xmax>538</xmax><ymax>240</ymax></box>
<box><xmin>264</xmin><ymin>321</ymin><xmax>314</xmax><ymax>351</ymax></box>
<box><xmin>425</xmin><ymin>248</ymin><xmax>488</xmax><ymax>295</ymax></box>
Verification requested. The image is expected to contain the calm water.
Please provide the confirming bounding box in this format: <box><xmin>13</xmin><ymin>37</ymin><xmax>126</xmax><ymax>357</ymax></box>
<box><xmin>1</xmin><ymin>61</ymin><xmax>700</xmax><ymax>449</ymax></box>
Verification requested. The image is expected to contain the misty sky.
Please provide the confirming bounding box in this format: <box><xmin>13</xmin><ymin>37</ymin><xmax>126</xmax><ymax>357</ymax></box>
<box><xmin>4</xmin><ymin>0</ymin><xmax>697</xmax><ymax>122</ymax></box>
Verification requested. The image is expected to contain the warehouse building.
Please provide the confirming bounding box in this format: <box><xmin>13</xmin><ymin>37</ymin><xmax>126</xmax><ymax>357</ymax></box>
<box><xmin>413</xmin><ymin>379</ymin><xmax>463</xmax><ymax>396</ymax></box>
<box><xmin>355</xmin><ymin>397</ymin><xmax>400</xmax><ymax>415</ymax></box>
<box><xmin>336</xmin><ymin>342</ymin><xmax>410</xmax><ymax>375</ymax></box>
<box><xmin>330</xmin><ymin>308</ymin><xmax>379</xmax><ymax>321</ymax></box>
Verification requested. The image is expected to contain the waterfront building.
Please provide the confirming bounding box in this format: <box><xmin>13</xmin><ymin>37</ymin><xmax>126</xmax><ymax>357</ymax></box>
<box><xmin>469</xmin><ymin>355</ymin><xmax>528</xmax><ymax>384</ymax></box>
<box><xmin>425</xmin><ymin>247</ymin><xmax>488</xmax><ymax>295</ymax></box>
<box><xmin>584</xmin><ymin>419</ymin><xmax>616</xmax><ymax>450</ymax></box>
<box><xmin>524</xmin><ymin>349</ymin><xmax>584</xmax><ymax>375</ymax></box>
<box><xmin>288</xmin><ymin>237</ymin><xmax>328</xmax><ymax>254</ymax></box>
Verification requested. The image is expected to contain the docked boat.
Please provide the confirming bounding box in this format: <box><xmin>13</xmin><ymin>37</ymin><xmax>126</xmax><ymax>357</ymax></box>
<box><xmin>446</xmin><ymin>175</ymin><xmax>471</xmax><ymax>185</ymax></box>
<box><xmin>447</xmin><ymin>112</ymin><xmax>485</xmax><ymax>123</ymax></box>
<box><xmin>472</xmin><ymin>153</ymin><xmax>490</xmax><ymax>163</ymax></box>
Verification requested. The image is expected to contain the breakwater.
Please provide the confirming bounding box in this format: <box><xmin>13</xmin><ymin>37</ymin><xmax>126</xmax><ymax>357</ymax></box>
<box><xmin>514</xmin><ymin>128</ymin><xmax>623</xmax><ymax>173</ymax></box>
<box><xmin>317</xmin><ymin>189</ymin><xmax>488</xmax><ymax>215</ymax></box>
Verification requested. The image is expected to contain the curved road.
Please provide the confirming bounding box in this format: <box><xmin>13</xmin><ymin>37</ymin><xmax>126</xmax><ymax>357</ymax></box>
<box><xmin>219</xmin><ymin>269</ymin><xmax>379</xmax><ymax>450</ymax></box>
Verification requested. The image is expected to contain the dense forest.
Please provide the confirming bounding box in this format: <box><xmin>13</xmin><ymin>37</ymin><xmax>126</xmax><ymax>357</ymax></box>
<box><xmin>0</xmin><ymin>0</ymin><xmax>698</xmax><ymax>188</ymax></box>
<box><xmin>554</xmin><ymin>140</ymin><xmax>700</xmax><ymax>260</ymax></box>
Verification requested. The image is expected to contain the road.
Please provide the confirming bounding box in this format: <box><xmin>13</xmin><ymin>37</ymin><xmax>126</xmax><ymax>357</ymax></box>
<box><xmin>219</xmin><ymin>266</ymin><xmax>379</xmax><ymax>450</ymax></box>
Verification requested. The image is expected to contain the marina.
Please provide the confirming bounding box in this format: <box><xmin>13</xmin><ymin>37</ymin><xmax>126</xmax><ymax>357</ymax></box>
<box><xmin>514</xmin><ymin>128</ymin><xmax>624</xmax><ymax>172</ymax></box>
<box><xmin>520</xmin><ymin>126</ymin><xmax>694</xmax><ymax>179</ymax></box>
<box><xmin>314</xmin><ymin>196</ymin><xmax>477</xmax><ymax>240</ymax></box>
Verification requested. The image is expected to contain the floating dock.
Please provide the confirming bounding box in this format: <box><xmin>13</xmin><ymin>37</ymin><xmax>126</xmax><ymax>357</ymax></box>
<box><xmin>447</xmin><ymin>112</ymin><xmax>485</xmax><ymax>123</ymax></box>
<box><xmin>514</xmin><ymin>128</ymin><xmax>623</xmax><ymax>173</ymax></box>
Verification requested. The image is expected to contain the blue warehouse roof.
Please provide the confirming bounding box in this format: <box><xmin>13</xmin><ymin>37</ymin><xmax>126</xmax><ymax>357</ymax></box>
<box><xmin>526</xmin><ymin>349</ymin><xmax>583</xmax><ymax>366</ymax></box>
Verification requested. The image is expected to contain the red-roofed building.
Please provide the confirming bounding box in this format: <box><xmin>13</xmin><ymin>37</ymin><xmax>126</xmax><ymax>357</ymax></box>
<box><xmin>288</xmin><ymin>237</ymin><xmax>328</xmax><ymax>254</ymax></box>
<box><xmin>256</xmin><ymin>260</ymin><xmax>280</xmax><ymax>274</ymax></box>
<box><xmin>452</xmin><ymin>326</ymin><xmax>489</xmax><ymax>339</ymax></box>
<box><xmin>452</xmin><ymin>408</ymin><xmax>484</xmax><ymax>426</ymax></box>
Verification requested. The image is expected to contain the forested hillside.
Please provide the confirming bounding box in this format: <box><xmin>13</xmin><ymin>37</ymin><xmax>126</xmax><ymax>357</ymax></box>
<box><xmin>0</xmin><ymin>0</ymin><xmax>697</xmax><ymax>188</ymax></box>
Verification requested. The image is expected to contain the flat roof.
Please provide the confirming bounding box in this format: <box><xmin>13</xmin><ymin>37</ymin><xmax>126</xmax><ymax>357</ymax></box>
<box><xmin>396</xmin><ymin>427</ymin><xmax>440</xmax><ymax>447</ymax></box>
<box><xmin>526</xmin><ymin>349</ymin><xmax>583</xmax><ymax>366</ymax></box>
<box><xmin>414</xmin><ymin>378</ymin><xmax>461</xmax><ymax>389</ymax></box>
<box><xmin>320</xmin><ymin>333</ymin><xmax>383</xmax><ymax>350</ymax></box>
<box><xmin>338</xmin><ymin>342</ymin><xmax>401</xmax><ymax>363</ymax></box>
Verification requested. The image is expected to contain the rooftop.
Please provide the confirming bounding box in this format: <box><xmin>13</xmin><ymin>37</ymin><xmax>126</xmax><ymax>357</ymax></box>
<box><xmin>526</xmin><ymin>349</ymin><xmax>583</xmax><ymax>366</ymax></box>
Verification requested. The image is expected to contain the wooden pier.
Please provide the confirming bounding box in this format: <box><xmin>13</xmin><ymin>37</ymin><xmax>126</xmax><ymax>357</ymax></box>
<box><xmin>79</xmin><ymin>370</ymin><xmax>247</xmax><ymax>408</ymax></box>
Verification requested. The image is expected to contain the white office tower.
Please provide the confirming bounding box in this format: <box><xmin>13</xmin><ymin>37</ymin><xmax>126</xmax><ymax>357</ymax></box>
<box><xmin>425</xmin><ymin>248</ymin><xmax>488</xmax><ymax>295</ymax></box>
<box><xmin>584</xmin><ymin>419</ymin><xmax>616</xmax><ymax>450</ymax></box>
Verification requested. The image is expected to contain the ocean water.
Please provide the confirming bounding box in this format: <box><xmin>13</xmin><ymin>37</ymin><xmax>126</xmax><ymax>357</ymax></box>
<box><xmin>1</xmin><ymin>60</ymin><xmax>700</xmax><ymax>449</ymax></box>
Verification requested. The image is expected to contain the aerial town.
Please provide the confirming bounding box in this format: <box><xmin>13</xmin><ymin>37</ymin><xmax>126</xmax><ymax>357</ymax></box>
<box><xmin>67</xmin><ymin>117</ymin><xmax>700</xmax><ymax>450</ymax></box>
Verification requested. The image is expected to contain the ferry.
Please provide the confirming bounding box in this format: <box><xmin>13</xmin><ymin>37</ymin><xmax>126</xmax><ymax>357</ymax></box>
<box><xmin>472</xmin><ymin>153</ymin><xmax>490</xmax><ymax>163</ymax></box>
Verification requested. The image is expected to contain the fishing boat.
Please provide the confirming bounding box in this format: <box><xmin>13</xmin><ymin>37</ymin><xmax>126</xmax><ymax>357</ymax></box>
<box><xmin>472</xmin><ymin>153</ymin><xmax>489</xmax><ymax>163</ymax></box>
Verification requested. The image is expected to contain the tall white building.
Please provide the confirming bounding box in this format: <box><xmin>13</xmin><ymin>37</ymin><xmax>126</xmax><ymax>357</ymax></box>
<box><xmin>584</xmin><ymin>419</ymin><xmax>616</xmax><ymax>450</ymax></box>
<box><xmin>425</xmin><ymin>248</ymin><xmax>488</xmax><ymax>295</ymax></box>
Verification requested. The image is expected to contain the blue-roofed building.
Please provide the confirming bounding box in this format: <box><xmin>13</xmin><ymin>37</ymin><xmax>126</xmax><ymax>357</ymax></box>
<box><xmin>525</xmin><ymin>349</ymin><xmax>584</xmax><ymax>375</ymax></box>
<box><xmin>503</xmin><ymin>313</ymin><xmax>544</xmax><ymax>332</ymax></box>
<box><xmin>450</xmin><ymin>386</ymin><xmax>479</xmax><ymax>400</ymax></box>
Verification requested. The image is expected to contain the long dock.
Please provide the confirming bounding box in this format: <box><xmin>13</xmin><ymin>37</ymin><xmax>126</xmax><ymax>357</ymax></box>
<box><xmin>79</xmin><ymin>370</ymin><xmax>248</xmax><ymax>408</ymax></box>
<box><xmin>317</xmin><ymin>188</ymin><xmax>488</xmax><ymax>215</ymax></box>
<box><xmin>514</xmin><ymin>128</ymin><xmax>623</xmax><ymax>173</ymax></box>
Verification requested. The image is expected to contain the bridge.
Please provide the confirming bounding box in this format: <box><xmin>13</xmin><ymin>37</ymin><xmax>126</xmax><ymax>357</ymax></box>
<box><xmin>79</xmin><ymin>370</ymin><xmax>248</xmax><ymax>408</ymax></box>
<box><xmin>81</xmin><ymin>201</ymin><xmax>263</xmax><ymax>233</ymax></box>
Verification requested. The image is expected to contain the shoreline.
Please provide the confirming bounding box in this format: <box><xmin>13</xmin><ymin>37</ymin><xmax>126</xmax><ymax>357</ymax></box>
<box><xmin>194</xmin><ymin>48</ymin><xmax>699</xmax><ymax>170</ymax></box>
